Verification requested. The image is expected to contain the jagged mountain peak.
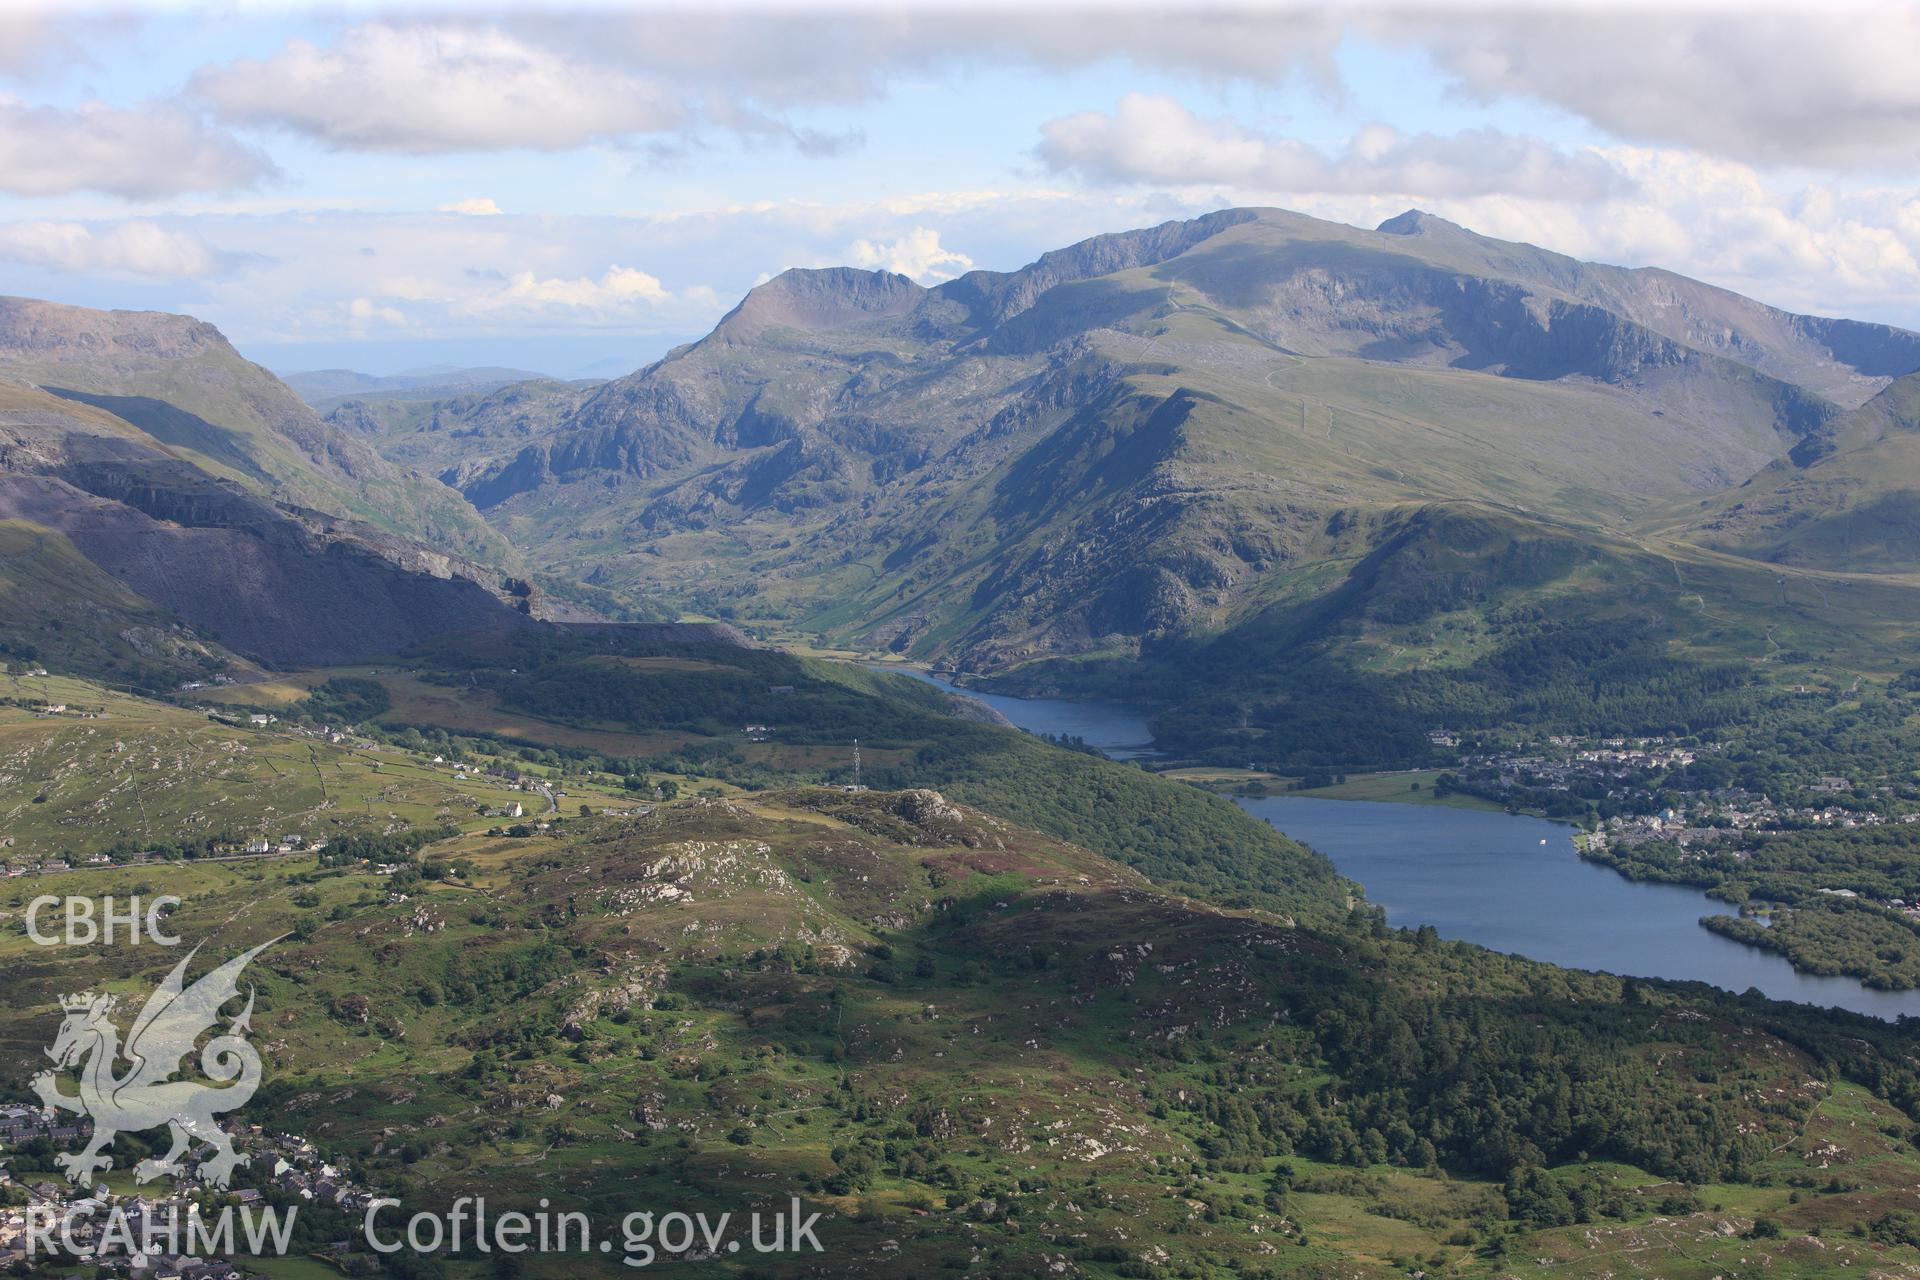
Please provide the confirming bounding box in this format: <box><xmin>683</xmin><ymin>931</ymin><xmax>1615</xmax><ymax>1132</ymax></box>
<box><xmin>938</xmin><ymin>207</ymin><xmax>1258</xmax><ymax>325</ymax></box>
<box><xmin>716</xmin><ymin>266</ymin><xmax>927</xmax><ymax>337</ymax></box>
<box><xmin>1375</xmin><ymin>208</ymin><xmax>1464</xmax><ymax>237</ymax></box>
<box><xmin>661</xmin><ymin>205</ymin><xmax>1920</xmax><ymax>408</ymax></box>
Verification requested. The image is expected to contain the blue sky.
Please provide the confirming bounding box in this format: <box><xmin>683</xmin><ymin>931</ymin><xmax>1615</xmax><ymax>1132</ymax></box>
<box><xmin>3</xmin><ymin>4</ymin><xmax>1918</xmax><ymax>377</ymax></box>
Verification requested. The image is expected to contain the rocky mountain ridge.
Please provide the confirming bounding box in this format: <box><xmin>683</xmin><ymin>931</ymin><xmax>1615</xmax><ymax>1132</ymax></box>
<box><xmin>403</xmin><ymin>207</ymin><xmax>1920</xmax><ymax>669</ymax></box>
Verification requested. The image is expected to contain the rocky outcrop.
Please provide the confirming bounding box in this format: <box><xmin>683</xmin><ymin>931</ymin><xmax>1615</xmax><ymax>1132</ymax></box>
<box><xmin>713</xmin><ymin>267</ymin><xmax>927</xmax><ymax>338</ymax></box>
<box><xmin>0</xmin><ymin>296</ymin><xmax>228</xmax><ymax>361</ymax></box>
<box><xmin>322</xmin><ymin>399</ymin><xmax>387</xmax><ymax>435</ymax></box>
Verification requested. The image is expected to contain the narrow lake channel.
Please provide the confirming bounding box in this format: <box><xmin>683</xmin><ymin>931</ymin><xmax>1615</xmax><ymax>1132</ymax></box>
<box><xmin>878</xmin><ymin>665</ymin><xmax>1920</xmax><ymax>1020</ymax></box>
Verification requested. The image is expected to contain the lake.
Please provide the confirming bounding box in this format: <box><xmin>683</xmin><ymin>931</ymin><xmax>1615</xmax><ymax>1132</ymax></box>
<box><xmin>1235</xmin><ymin>796</ymin><xmax>1920</xmax><ymax>1020</ymax></box>
<box><xmin>871</xmin><ymin>666</ymin><xmax>1160</xmax><ymax>759</ymax></box>
<box><xmin>877</xmin><ymin>665</ymin><xmax>1920</xmax><ymax>1020</ymax></box>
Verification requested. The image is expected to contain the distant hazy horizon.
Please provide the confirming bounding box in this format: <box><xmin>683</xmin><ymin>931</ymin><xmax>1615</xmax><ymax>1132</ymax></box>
<box><xmin>246</xmin><ymin>332</ymin><xmax>693</xmax><ymax>382</ymax></box>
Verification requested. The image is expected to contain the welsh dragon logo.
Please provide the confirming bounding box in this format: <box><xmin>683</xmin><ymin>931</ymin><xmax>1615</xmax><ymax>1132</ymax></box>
<box><xmin>32</xmin><ymin>938</ymin><xmax>280</xmax><ymax>1189</ymax></box>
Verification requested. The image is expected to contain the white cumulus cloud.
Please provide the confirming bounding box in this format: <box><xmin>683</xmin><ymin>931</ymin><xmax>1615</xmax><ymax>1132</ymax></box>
<box><xmin>847</xmin><ymin>228</ymin><xmax>973</xmax><ymax>282</ymax></box>
<box><xmin>437</xmin><ymin>198</ymin><xmax>502</xmax><ymax>216</ymax></box>
<box><xmin>500</xmin><ymin>10</ymin><xmax>1342</xmax><ymax>111</ymax></box>
<box><xmin>190</xmin><ymin>23</ymin><xmax>684</xmax><ymax>154</ymax></box>
<box><xmin>0</xmin><ymin>95</ymin><xmax>274</xmax><ymax>199</ymax></box>
<box><xmin>1035</xmin><ymin>94</ymin><xmax>1629</xmax><ymax>202</ymax></box>
<box><xmin>347</xmin><ymin>296</ymin><xmax>408</xmax><ymax>328</ymax></box>
<box><xmin>1382</xmin><ymin>8</ymin><xmax>1920</xmax><ymax>171</ymax></box>
<box><xmin>172</xmin><ymin>12</ymin><xmax>1346</xmax><ymax>163</ymax></box>
<box><xmin>456</xmin><ymin>265</ymin><xmax>696</xmax><ymax>320</ymax></box>
<box><xmin>0</xmin><ymin>220</ymin><xmax>230</xmax><ymax>278</ymax></box>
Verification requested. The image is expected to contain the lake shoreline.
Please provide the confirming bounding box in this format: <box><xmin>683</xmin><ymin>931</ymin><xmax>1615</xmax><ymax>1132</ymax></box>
<box><xmin>1167</xmin><ymin>766</ymin><xmax>1511</xmax><ymax>814</ymax></box>
<box><xmin>1233</xmin><ymin>795</ymin><xmax>1920</xmax><ymax>1020</ymax></box>
<box><xmin>861</xmin><ymin>660</ymin><xmax>1917</xmax><ymax>1012</ymax></box>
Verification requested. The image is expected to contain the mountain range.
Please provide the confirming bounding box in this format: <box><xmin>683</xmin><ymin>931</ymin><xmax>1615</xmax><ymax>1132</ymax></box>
<box><xmin>368</xmin><ymin>209</ymin><xmax>1920</xmax><ymax>705</ymax></box>
<box><xmin>10</xmin><ymin>208</ymin><xmax>1920</xmax><ymax>732</ymax></box>
<box><xmin>11</xmin><ymin>209</ymin><xmax>1920</xmax><ymax>1279</ymax></box>
<box><xmin>282</xmin><ymin>363</ymin><xmax>581</xmax><ymax>412</ymax></box>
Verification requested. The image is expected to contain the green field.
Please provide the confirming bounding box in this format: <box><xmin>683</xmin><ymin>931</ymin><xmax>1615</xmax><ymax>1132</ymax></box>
<box><xmin>0</xmin><ymin>672</ymin><xmax>653</xmax><ymax>861</ymax></box>
<box><xmin>1289</xmin><ymin>769</ymin><xmax>1504</xmax><ymax>810</ymax></box>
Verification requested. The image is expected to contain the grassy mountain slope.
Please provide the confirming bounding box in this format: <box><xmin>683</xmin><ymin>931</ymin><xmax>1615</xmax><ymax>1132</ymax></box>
<box><xmin>334</xmin><ymin>624</ymin><xmax>1355</xmax><ymax>921</ymax></box>
<box><xmin>0</xmin><ymin>438</ymin><xmax>525</xmax><ymax>677</ymax></box>
<box><xmin>0</xmin><ymin>672</ymin><xmax>595</xmax><ymax>857</ymax></box>
<box><xmin>0</xmin><ymin>296</ymin><xmax>518</xmax><ymax>570</ymax></box>
<box><xmin>384</xmin><ymin>208</ymin><xmax>1920</xmax><ymax>688</ymax></box>
<box><xmin>997</xmin><ymin>501</ymin><xmax>1920</xmax><ymax>767</ymax></box>
<box><xmin>0</xmin><ymin>518</ymin><xmax>236</xmax><ymax>685</ymax></box>
<box><xmin>1671</xmin><ymin>371</ymin><xmax>1920</xmax><ymax>571</ymax></box>
<box><xmin>6</xmin><ymin>783</ymin><xmax>1920</xmax><ymax>1277</ymax></box>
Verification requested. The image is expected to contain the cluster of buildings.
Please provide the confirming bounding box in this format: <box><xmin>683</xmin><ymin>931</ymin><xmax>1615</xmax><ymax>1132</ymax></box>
<box><xmin>1452</xmin><ymin>734</ymin><xmax>1702</xmax><ymax>792</ymax></box>
<box><xmin>4</xmin><ymin>853</ymin><xmax>93</xmax><ymax>876</ymax></box>
<box><xmin>1597</xmin><ymin>797</ymin><xmax>1909</xmax><ymax>851</ymax></box>
<box><xmin>0</xmin><ymin>1100</ymin><xmax>87</xmax><ymax>1152</ymax></box>
<box><xmin>239</xmin><ymin>835</ymin><xmax>321</xmax><ymax>856</ymax></box>
<box><xmin>1452</xmin><ymin>733</ymin><xmax>1920</xmax><ymax>827</ymax></box>
<box><xmin>253</xmin><ymin>1131</ymin><xmax>375</xmax><ymax>1214</ymax></box>
<box><xmin>3</xmin><ymin>839</ymin><xmax>327</xmax><ymax>878</ymax></box>
<box><xmin>0</xmin><ymin>1107</ymin><xmax>377</xmax><ymax>1275</ymax></box>
<box><xmin>1455</xmin><ymin>733</ymin><xmax>1918</xmax><ymax>875</ymax></box>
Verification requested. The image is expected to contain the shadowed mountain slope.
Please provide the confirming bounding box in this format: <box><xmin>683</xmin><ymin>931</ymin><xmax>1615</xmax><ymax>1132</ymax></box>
<box><xmin>0</xmin><ymin>351</ymin><xmax>529</xmax><ymax>680</ymax></box>
<box><xmin>0</xmin><ymin>296</ymin><xmax>519</xmax><ymax>570</ymax></box>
